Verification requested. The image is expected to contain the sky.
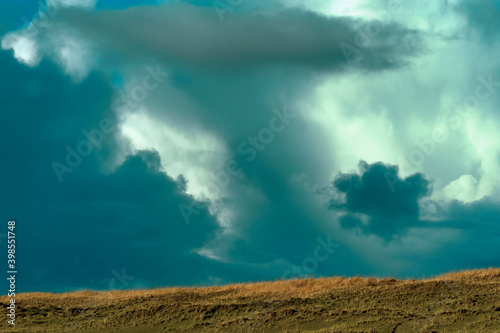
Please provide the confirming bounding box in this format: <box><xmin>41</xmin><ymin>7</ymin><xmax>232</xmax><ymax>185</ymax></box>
<box><xmin>1</xmin><ymin>0</ymin><xmax>499</xmax><ymax>293</ymax></box>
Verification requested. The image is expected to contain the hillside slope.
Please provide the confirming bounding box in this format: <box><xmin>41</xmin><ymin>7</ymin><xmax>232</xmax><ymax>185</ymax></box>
<box><xmin>2</xmin><ymin>268</ymin><xmax>500</xmax><ymax>332</ymax></box>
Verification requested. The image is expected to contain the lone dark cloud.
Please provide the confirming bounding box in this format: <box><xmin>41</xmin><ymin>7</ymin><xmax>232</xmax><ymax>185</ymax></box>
<box><xmin>329</xmin><ymin>161</ymin><xmax>432</xmax><ymax>239</ymax></box>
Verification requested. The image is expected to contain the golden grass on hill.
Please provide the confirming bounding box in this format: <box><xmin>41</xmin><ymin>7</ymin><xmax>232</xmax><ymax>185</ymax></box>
<box><xmin>2</xmin><ymin>267</ymin><xmax>500</xmax><ymax>332</ymax></box>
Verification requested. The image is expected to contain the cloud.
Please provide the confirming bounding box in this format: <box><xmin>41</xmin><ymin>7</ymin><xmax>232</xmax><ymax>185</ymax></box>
<box><xmin>325</xmin><ymin>159</ymin><xmax>500</xmax><ymax>276</ymax></box>
<box><xmin>3</xmin><ymin>2</ymin><xmax>423</xmax><ymax>77</ymax></box>
<box><xmin>325</xmin><ymin>159</ymin><xmax>500</xmax><ymax>275</ymax></box>
<box><xmin>329</xmin><ymin>161</ymin><xmax>432</xmax><ymax>240</ymax></box>
<box><xmin>1</xmin><ymin>33</ymin><xmax>40</xmax><ymax>66</ymax></box>
<box><xmin>455</xmin><ymin>0</ymin><xmax>500</xmax><ymax>42</ymax></box>
<box><xmin>47</xmin><ymin>0</ymin><xmax>97</xmax><ymax>9</ymax></box>
<box><xmin>0</xmin><ymin>50</ymin><xmax>222</xmax><ymax>292</ymax></box>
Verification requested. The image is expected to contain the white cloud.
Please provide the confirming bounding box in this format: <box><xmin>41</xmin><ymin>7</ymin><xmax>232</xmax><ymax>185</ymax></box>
<box><xmin>464</xmin><ymin>115</ymin><xmax>500</xmax><ymax>200</ymax></box>
<box><xmin>53</xmin><ymin>34</ymin><xmax>95</xmax><ymax>81</ymax></box>
<box><xmin>1</xmin><ymin>33</ymin><xmax>40</xmax><ymax>67</ymax></box>
<box><xmin>309</xmin><ymin>78</ymin><xmax>401</xmax><ymax>178</ymax></box>
<box><xmin>120</xmin><ymin>108</ymin><xmax>230</xmax><ymax>204</ymax></box>
<box><xmin>1</xmin><ymin>0</ymin><xmax>97</xmax><ymax>81</ymax></box>
<box><xmin>46</xmin><ymin>0</ymin><xmax>97</xmax><ymax>9</ymax></box>
<box><xmin>440</xmin><ymin>174</ymin><xmax>479</xmax><ymax>203</ymax></box>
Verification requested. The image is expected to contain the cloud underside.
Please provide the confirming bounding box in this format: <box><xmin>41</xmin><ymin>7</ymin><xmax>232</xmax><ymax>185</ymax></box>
<box><xmin>2</xmin><ymin>3</ymin><xmax>423</xmax><ymax>74</ymax></box>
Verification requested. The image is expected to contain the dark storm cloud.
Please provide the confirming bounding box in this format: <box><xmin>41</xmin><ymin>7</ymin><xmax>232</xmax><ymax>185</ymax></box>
<box><xmin>325</xmin><ymin>160</ymin><xmax>500</xmax><ymax>275</ymax></box>
<box><xmin>327</xmin><ymin>160</ymin><xmax>500</xmax><ymax>273</ymax></box>
<box><xmin>0</xmin><ymin>50</ymin><xmax>222</xmax><ymax>292</ymax></box>
<box><xmin>37</xmin><ymin>2</ymin><xmax>423</xmax><ymax>71</ymax></box>
<box><xmin>445</xmin><ymin>197</ymin><xmax>500</xmax><ymax>229</ymax></box>
<box><xmin>404</xmin><ymin>197</ymin><xmax>500</xmax><ymax>276</ymax></box>
<box><xmin>329</xmin><ymin>161</ymin><xmax>432</xmax><ymax>239</ymax></box>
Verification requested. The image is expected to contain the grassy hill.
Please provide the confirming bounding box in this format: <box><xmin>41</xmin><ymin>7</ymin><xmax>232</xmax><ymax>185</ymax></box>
<box><xmin>2</xmin><ymin>268</ymin><xmax>500</xmax><ymax>332</ymax></box>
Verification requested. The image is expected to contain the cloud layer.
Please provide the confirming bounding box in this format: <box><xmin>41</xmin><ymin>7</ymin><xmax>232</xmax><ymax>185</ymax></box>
<box><xmin>1</xmin><ymin>0</ymin><xmax>500</xmax><ymax>292</ymax></box>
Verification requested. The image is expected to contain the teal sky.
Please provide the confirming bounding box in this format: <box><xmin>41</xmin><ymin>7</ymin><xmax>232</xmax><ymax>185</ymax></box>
<box><xmin>1</xmin><ymin>0</ymin><xmax>500</xmax><ymax>293</ymax></box>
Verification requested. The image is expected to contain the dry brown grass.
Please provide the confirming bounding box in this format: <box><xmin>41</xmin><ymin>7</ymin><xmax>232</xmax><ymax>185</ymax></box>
<box><xmin>3</xmin><ymin>267</ymin><xmax>500</xmax><ymax>332</ymax></box>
